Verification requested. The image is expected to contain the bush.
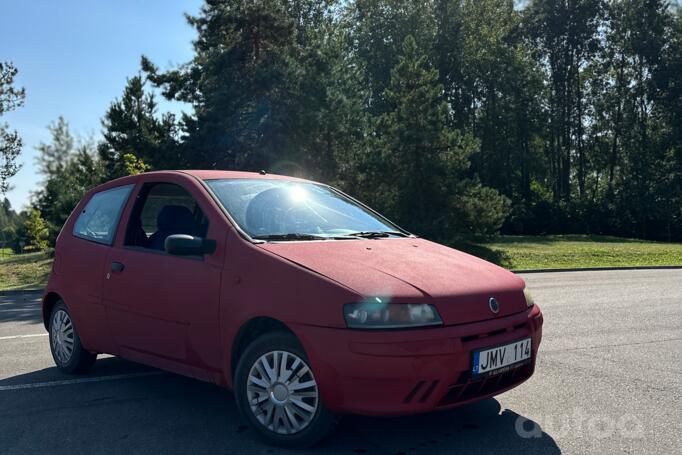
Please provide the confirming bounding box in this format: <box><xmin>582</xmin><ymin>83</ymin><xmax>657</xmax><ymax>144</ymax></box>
<box><xmin>451</xmin><ymin>183</ymin><xmax>511</xmax><ymax>240</ymax></box>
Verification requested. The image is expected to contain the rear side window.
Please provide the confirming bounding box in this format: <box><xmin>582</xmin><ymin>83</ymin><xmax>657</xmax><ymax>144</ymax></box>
<box><xmin>73</xmin><ymin>185</ymin><xmax>134</xmax><ymax>245</ymax></box>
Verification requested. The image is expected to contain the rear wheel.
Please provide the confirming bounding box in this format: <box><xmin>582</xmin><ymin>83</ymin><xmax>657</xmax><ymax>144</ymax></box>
<box><xmin>49</xmin><ymin>301</ymin><xmax>96</xmax><ymax>374</ymax></box>
<box><xmin>234</xmin><ymin>332</ymin><xmax>336</xmax><ymax>448</ymax></box>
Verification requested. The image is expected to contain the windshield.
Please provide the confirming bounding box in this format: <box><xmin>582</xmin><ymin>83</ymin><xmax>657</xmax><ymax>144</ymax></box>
<box><xmin>205</xmin><ymin>179</ymin><xmax>404</xmax><ymax>240</ymax></box>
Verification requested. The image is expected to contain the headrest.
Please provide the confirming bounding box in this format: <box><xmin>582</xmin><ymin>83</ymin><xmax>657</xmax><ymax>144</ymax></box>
<box><xmin>157</xmin><ymin>205</ymin><xmax>195</xmax><ymax>232</ymax></box>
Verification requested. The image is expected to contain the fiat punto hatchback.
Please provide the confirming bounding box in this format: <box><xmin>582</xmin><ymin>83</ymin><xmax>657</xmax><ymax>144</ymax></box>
<box><xmin>44</xmin><ymin>170</ymin><xmax>543</xmax><ymax>447</ymax></box>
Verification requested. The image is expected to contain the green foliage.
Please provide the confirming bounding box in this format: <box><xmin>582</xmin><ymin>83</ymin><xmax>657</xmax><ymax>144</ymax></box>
<box><xmin>0</xmin><ymin>197</ymin><xmax>22</xmax><ymax>250</ymax></box>
<box><xmin>36</xmin><ymin>117</ymin><xmax>73</xmax><ymax>176</ymax></box>
<box><xmin>33</xmin><ymin>119</ymin><xmax>105</xmax><ymax>244</ymax></box>
<box><xmin>122</xmin><ymin>153</ymin><xmax>150</xmax><ymax>176</ymax></box>
<box><xmin>0</xmin><ymin>62</ymin><xmax>25</xmax><ymax>194</ymax></box>
<box><xmin>24</xmin><ymin>209</ymin><xmax>49</xmax><ymax>251</ymax></box>
<box><xmin>142</xmin><ymin>0</ymin><xmax>340</xmax><ymax>176</ymax></box>
<box><xmin>364</xmin><ymin>35</ymin><xmax>507</xmax><ymax>238</ymax></box>
<box><xmin>454</xmin><ymin>184</ymin><xmax>511</xmax><ymax>240</ymax></box>
<box><xmin>23</xmin><ymin>1</ymin><xmax>682</xmax><ymax>243</ymax></box>
<box><xmin>98</xmin><ymin>76</ymin><xmax>179</xmax><ymax>179</ymax></box>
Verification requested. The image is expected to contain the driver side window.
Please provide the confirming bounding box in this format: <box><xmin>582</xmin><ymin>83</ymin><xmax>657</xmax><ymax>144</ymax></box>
<box><xmin>125</xmin><ymin>182</ymin><xmax>208</xmax><ymax>251</ymax></box>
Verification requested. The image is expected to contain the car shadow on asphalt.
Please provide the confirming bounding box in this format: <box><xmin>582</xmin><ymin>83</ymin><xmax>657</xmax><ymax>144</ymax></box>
<box><xmin>0</xmin><ymin>291</ymin><xmax>44</xmax><ymax>325</ymax></box>
<box><xmin>1</xmin><ymin>356</ymin><xmax>560</xmax><ymax>454</ymax></box>
<box><xmin>334</xmin><ymin>399</ymin><xmax>560</xmax><ymax>454</ymax></box>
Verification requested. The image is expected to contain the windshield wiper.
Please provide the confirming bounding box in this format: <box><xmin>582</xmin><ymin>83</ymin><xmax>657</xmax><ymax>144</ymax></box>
<box><xmin>346</xmin><ymin>231</ymin><xmax>409</xmax><ymax>239</ymax></box>
<box><xmin>253</xmin><ymin>233</ymin><xmax>329</xmax><ymax>241</ymax></box>
<box><xmin>253</xmin><ymin>231</ymin><xmax>408</xmax><ymax>241</ymax></box>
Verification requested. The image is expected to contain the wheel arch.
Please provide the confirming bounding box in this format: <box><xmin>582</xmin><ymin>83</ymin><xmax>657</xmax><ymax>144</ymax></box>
<box><xmin>231</xmin><ymin>316</ymin><xmax>296</xmax><ymax>380</ymax></box>
<box><xmin>42</xmin><ymin>292</ymin><xmax>63</xmax><ymax>329</ymax></box>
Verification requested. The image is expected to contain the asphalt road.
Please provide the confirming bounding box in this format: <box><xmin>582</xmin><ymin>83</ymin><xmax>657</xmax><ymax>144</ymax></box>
<box><xmin>1</xmin><ymin>269</ymin><xmax>680</xmax><ymax>454</ymax></box>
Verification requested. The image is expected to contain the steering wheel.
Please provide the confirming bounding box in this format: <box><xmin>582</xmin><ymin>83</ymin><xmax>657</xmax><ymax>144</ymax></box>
<box><xmin>245</xmin><ymin>188</ymin><xmax>320</xmax><ymax>235</ymax></box>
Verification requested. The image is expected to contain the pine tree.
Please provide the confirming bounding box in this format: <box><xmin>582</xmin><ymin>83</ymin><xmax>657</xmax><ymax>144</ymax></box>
<box><xmin>142</xmin><ymin>0</ymin><xmax>337</xmax><ymax>173</ymax></box>
<box><xmin>99</xmin><ymin>76</ymin><xmax>179</xmax><ymax>179</ymax></box>
<box><xmin>0</xmin><ymin>62</ymin><xmax>25</xmax><ymax>194</ymax></box>
<box><xmin>373</xmin><ymin>35</ymin><xmax>508</xmax><ymax>238</ymax></box>
<box><xmin>36</xmin><ymin>117</ymin><xmax>73</xmax><ymax>177</ymax></box>
<box><xmin>34</xmin><ymin>122</ymin><xmax>105</xmax><ymax>243</ymax></box>
<box><xmin>345</xmin><ymin>0</ymin><xmax>435</xmax><ymax>117</ymax></box>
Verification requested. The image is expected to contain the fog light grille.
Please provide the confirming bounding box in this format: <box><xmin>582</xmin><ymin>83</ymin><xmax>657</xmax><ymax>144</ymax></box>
<box><xmin>403</xmin><ymin>380</ymin><xmax>440</xmax><ymax>404</ymax></box>
<box><xmin>437</xmin><ymin>362</ymin><xmax>533</xmax><ymax>407</ymax></box>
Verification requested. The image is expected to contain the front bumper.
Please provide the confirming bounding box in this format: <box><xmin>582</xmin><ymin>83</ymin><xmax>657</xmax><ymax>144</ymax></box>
<box><xmin>292</xmin><ymin>305</ymin><xmax>543</xmax><ymax>416</ymax></box>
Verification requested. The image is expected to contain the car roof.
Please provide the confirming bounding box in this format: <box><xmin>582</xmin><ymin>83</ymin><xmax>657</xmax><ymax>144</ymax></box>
<box><xmin>178</xmin><ymin>170</ymin><xmax>312</xmax><ymax>183</ymax></box>
<box><xmin>91</xmin><ymin>170</ymin><xmax>314</xmax><ymax>193</ymax></box>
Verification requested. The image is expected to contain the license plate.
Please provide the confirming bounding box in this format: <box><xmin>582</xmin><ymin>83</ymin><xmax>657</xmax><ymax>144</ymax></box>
<box><xmin>472</xmin><ymin>337</ymin><xmax>532</xmax><ymax>376</ymax></box>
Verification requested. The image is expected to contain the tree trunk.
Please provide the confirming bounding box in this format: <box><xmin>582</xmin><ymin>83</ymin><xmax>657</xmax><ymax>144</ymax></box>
<box><xmin>576</xmin><ymin>63</ymin><xmax>585</xmax><ymax>200</ymax></box>
<box><xmin>608</xmin><ymin>54</ymin><xmax>626</xmax><ymax>196</ymax></box>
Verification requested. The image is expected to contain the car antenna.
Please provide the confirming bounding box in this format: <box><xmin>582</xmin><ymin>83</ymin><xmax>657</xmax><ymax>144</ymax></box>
<box><xmin>259</xmin><ymin>170</ymin><xmax>267</xmax><ymax>175</ymax></box>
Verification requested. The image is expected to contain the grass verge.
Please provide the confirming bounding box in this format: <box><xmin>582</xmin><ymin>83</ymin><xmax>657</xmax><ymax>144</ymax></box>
<box><xmin>457</xmin><ymin>235</ymin><xmax>682</xmax><ymax>270</ymax></box>
<box><xmin>0</xmin><ymin>252</ymin><xmax>53</xmax><ymax>291</ymax></box>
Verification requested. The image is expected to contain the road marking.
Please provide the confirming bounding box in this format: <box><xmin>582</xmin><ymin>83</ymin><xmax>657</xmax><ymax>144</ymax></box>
<box><xmin>0</xmin><ymin>371</ymin><xmax>164</xmax><ymax>391</ymax></box>
<box><xmin>0</xmin><ymin>308</ymin><xmax>40</xmax><ymax>313</ymax></box>
<box><xmin>0</xmin><ymin>333</ymin><xmax>48</xmax><ymax>341</ymax></box>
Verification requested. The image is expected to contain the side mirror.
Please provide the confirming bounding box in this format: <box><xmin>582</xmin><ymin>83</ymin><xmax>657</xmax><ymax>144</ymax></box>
<box><xmin>165</xmin><ymin>234</ymin><xmax>217</xmax><ymax>256</ymax></box>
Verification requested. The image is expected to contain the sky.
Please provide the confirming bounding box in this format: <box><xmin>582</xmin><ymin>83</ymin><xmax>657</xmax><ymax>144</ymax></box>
<box><xmin>1</xmin><ymin>0</ymin><xmax>202</xmax><ymax>211</ymax></box>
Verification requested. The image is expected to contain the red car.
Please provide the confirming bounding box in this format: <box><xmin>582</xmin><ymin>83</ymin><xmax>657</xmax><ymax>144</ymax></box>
<box><xmin>43</xmin><ymin>170</ymin><xmax>543</xmax><ymax>448</ymax></box>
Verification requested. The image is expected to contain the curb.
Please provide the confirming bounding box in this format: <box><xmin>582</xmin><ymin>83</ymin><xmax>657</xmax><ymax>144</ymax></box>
<box><xmin>513</xmin><ymin>265</ymin><xmax>682</xmax><ymax>274</ymax></box>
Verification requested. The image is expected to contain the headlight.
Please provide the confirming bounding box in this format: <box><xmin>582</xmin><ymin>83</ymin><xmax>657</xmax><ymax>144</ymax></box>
<box><xmin>524</xmin><ymin>288</ymin><xmax>535</xmax><ymax>308</ymax></box>
<box><xmin>343</xmin><ymin>302</ymin><xmax>443</xmax><ymax>329</ymax></box>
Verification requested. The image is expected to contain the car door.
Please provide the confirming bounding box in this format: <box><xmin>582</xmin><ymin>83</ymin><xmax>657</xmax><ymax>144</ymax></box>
<box><xmin>101</xmin><ymin>176</ymin><xmax>224</xmax><ymax>376</ymax></box>
<box><xmin>59</xmin><ymin>184</ymin><xmax>135</xmax><ymax>354</ymax></box>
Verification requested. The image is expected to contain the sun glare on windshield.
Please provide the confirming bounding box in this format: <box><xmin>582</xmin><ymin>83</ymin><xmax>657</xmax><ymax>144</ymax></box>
<box><xmin>289</xmin><ymin>185</ymin><xmax>308</xmax><ymax>203</ymax></box>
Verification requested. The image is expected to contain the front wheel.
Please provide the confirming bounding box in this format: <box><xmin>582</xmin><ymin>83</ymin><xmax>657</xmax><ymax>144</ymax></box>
<box><xmin>49</xmin><ymin>301</ymin><xmax>97</xmax><ymax>374</ymax></box>
<box><xmin>234</xmin><ymin>332</ymin><xmax>336</xmax><ymax>448</ymax></box>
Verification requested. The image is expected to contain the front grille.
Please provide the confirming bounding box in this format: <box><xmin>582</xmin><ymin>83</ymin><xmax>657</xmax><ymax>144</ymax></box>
<box><xmin>437</xmin><ymin>362</ymin><xmax>533</xmax><ymax>407</ymax></box>
<box><xmin>459</xmin><ymin>321</ymin><xmax>530</xmax><ymax>344</ymax></box>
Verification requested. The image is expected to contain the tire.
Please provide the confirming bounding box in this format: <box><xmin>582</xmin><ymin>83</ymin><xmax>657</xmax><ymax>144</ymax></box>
<box><xmin>234</xmin><ymin>332</ymin><xmax>337</xmax><ymax>448</ymax></box>
<box><xmin>49</xmin><ymin>301</ymin><xmax>97</xmax><ymax>374</ymax></box>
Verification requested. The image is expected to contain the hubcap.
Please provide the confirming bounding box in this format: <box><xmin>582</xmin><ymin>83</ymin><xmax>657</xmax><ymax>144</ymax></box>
<box><xmin>246</xmin><ymin>350</ymin><xmax>319</xmax><ymax>435</ymax></box>
<box><xmin>51</xmin><ymin>310</ymin><xmax>74</xmax><ymax>365</ymax></box>
<box><xmin>270</xmin><ymin>383</ymin><xmax>289</xmax><ymax>403</ymax></box>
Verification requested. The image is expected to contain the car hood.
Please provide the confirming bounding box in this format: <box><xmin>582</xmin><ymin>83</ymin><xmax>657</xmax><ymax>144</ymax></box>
<box><xmin>260</xmin><ymin>238</ymin><xmax>527</xmax><ymax>325</ymax></box>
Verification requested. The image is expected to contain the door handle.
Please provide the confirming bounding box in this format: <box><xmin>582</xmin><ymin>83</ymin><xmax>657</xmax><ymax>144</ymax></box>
<box><xmin>110</xmin><ymin>262</ymin><xmax>125</xmax><ymax>273</ymax></box>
